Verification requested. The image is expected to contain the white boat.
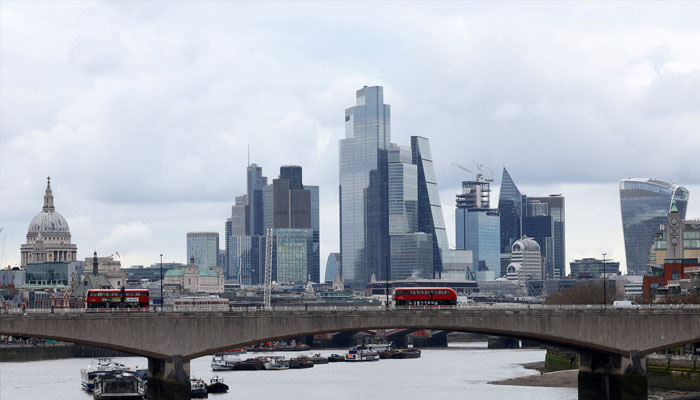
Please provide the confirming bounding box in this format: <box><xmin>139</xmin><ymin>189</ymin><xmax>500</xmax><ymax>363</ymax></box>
<box><xmin>81</xmin><ymin>359</ymin><xmax>126</xmax><ymax>392</ymax></box>
<box><xmin>345</xmin><ymin>347</ymin><xmax>380</xmax><ymax>362</ymax></box>
<box><xmin>211</xmin><ymin>353</ymin><xmax>241</xmax><ymax>371</ymax></box>
<box><xmin>367</xmin><ymin>342</ymin><xmax>393</xmax><ymax>352</ymax></box>
<box><xmin>263</xmin><ymin>356</ymin><xmax>290</xmax><ymax>370</ymax></box>
<box><xmin>93</xmin><ymin>372</ymin><xmax>143</xmax><ymax>399</ymax></box>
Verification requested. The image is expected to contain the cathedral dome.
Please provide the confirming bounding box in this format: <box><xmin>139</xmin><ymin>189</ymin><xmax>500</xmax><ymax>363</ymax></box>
<box><xmin>27</xmin><ymin>210</ymin><xmax>70</xmax><ymax>236</ymax></box>
<box><xmin>26</xmin><ymin>177</ymin><xmax>71</xmax><ymax>237</ymax></box>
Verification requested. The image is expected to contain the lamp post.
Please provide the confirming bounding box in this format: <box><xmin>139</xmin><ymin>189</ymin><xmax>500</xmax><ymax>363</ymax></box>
<box><xmin>160</xmin><ymin>254</ymin><xmax>163</xmax><ymax>311</ymax></box>
<box><xmin>602</xmin><ymin>252</ymin><xmax>607</xmax><ymax>307</ymax></box>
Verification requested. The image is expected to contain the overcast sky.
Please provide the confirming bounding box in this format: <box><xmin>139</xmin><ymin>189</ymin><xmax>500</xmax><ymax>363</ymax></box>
<box><xmin>2</xmin><ymin>2</ymin><xmax>699</xmax><ymax>275</ymax></box>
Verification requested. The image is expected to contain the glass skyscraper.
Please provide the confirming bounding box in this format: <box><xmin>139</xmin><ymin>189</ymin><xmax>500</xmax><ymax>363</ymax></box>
<box><xmin>527</xmin><ymin>196</ymin><xmax>565</xmax><ymax>278</ymax></box>
<box><xmin>324</xmin><ymin>252</ymin><xmax>340</xmax><ymax>283</ymax></box>
<box><xmin>339</xmin><ymin>86</ymin><xmax>391</xmax><ymax>288</ymax></box>
<box><xmin>339</xmin><ymin>87</ymin><xmax>450</xmax><ymax>286</ymax></box>
<box><xmin>455</xmin><ymin>180</ymin><xmax>500</xmax><ymax>274</ymax></box>
<box><xmin>619</xmin><ymin>178</ymin><xmax>689</xmax><ymax>275</ymax></box>
<box><xmin>498</xmin><ymin>167</ymin><xmax>522</xmax><ymax>255</ymax></box>
<box><xmin>186</xmin><ymin>232</ymin><xmax>220</xmax><ymax>270</ymax></box>
<box><xmin>412</xmin><ymin>136</ymin><xmax>449</xmax><ymax>278</ymax></box>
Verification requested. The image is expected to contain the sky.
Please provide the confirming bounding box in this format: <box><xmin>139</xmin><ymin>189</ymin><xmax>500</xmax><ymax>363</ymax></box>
<box><xmin>1</xmin><ymin>1</ymin><xmax>700</xmax><ymax>276</ymax></box>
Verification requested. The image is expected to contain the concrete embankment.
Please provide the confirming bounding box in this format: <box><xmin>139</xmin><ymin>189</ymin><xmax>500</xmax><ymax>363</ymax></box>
<box><xmin>0</xmin><ymin>343</ymin><xmax>133</xmax><ymax>362</ymax></box>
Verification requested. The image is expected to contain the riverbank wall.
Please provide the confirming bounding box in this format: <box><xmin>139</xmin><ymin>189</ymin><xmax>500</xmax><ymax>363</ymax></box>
<box><xmin>0</xmin><ymin>343</ymin><xmax>133</xmax><ymax>362</ymax></box>
<box><xmin>544</xmin><ymin>348</ymin><xmax>700</xmax><ymax>392</ymax></box>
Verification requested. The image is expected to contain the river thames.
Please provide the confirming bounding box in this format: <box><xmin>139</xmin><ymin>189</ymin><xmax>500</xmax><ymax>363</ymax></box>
<box><xmin>0</xmin><ymin>343</ymin><xmax>577</xmax><ymax>400</ymax></box>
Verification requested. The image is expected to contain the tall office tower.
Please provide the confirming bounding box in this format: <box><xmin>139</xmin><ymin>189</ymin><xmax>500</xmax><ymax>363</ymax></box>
<box><xmin>224</xmin><ymin>219</ymin><xmax>232</xmax><ymax>278</ymax></box>
<box><xmin>263</xmin><ymin>185</ymin><xmax>274</xmax><ymax>230</ymax></box>
<box><xmin>247</xmin><ymin>163</ymin><xmax>268</xmax><ymax>236</ymax></box>
<box><xmin>366</xmin><ymin>149</ymin><xmax>390</xmax><ymax>281</ymax></box>
<box><xmin>231</xmin><ymin>195</ymin><xmax>249</xmax><ymax>235</ymax></box>
<box><xmin>273</xmin><ymin>166</ymin><xmax>311</xmax><ymax>229</ymax></box>
<box><xmin>525</xmin><ymin>195</ymin><xmax>565</xmax><ymax>278</ymax></box>
<box><xmin>306</xmin><ymin>185</ymin><xmax>320</xmax><ymax>283</ymax></box>
<box><xmin>186</xmin><ymin>232</ymin><xmax>220</xmax><ymax>269</ymax></box>
<box><xmin>339</xmin><ymin>86</ymin><xmax>391</xmax><ymax>288</ymax></box>
<box><xmin>498</xmin><ymin>168</ymin><xmax>523</xmax><ymax>276</ymax></box>
<box><xmin>411</xmin><ymin>136</ymin><xmax>449</xmax><ymax>278</ymax></box>
<box><xmin>522</xmin><ymin>213</ymin><xmax>553</xmax><ymax>278</ymax></box>
<box><xmin>455</xmin><ymin>180</ymin><xmax>500</xmax><ymax>273</ymax></box>
<box><xmin>620</xmin><ymin>178</ymin><xmax>689</xmax><ymax>275</ymax></box>
<box><xmin>229</xmin><ymin>235</ymin><xmax>266</xmax><ymax>285</ymax></box>
<box><xmin>388</xmin><ymin>145</ymin><xmax>432</xmax><ymax>280</ymax></box>
<box><xmin>325</xmin><ymin>253</ymin><xmax>341</xmax><ymax>283</ymax></box>
<box><xmin>269</xmin><ymin>165</ymin><xmax>318</xmax><ymax>283</ymax></box>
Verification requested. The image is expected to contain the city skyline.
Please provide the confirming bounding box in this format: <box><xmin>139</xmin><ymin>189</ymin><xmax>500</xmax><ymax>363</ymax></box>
<box><xmin>2</xmin><ymin>2</ymin><xmax>700</xmax><ymax>276</ymax></box>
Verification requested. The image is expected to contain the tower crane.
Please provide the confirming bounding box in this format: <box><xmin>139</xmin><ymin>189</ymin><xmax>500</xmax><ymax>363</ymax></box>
<box><xmin>452</xmin><ymin>162</ymin><xmax>494</xmax><ymax>183</ymax></box>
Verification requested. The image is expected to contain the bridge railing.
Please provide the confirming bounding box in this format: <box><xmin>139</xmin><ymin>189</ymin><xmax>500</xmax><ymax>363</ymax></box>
<box><xmin>2</xmin><ymin>303</ymin><xmax>700</xmax><ymax>314</ymax></box>
<box><xmin>647</xmin><ymin>353</ymin><xmax>700</xmax><ymax>361</ymax></box>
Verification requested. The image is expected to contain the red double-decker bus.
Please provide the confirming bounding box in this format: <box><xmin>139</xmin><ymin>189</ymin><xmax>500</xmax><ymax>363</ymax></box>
<box><xmin>393</xmin><ymin>287</ymin><xmax>457</xmax><ymax>307</ymax></box>
<box><xmin>85</xmin><ymin>289</ymin><xmax>150</xmax><ymax>311</ymax></box>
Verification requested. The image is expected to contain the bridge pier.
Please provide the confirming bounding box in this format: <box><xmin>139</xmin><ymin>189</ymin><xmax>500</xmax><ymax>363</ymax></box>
<box><xmin>578</xmin><ymin>351</ymin><xmax>647</xmax><ymax>400</ymax></box>
<box><xmin>147</xmin><ymin>355</ymin><xmax>190</xmax><ymax>400</ymax></box>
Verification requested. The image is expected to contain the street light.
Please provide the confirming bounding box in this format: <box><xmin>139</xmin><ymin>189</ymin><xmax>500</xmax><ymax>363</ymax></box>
<box><xmin>602</xmin><ymin>252</ymin><xmax>607</xmax><ymax>307</ymax></box>
<box><xmin>160</xmin><ymin>254</ymin><xmax>163</xmax><ymax>312</ymax></box>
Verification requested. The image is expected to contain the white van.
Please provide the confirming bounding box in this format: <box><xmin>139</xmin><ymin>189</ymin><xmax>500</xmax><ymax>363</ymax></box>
<box><xmin>613</xmin><ymin>300</ymin><xmax>641</xmax><ymax>309</ymax></box>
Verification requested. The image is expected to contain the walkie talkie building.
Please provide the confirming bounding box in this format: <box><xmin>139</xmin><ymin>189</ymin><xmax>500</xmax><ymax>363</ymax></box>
<box><xmin>619</xmin><ymin>178</ymin><xmax>689</xmax><ymax>275</ymax></box>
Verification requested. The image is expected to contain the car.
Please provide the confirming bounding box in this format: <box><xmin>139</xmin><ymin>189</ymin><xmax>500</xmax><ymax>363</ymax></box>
<box><xmin>613</xmin><ymin>300</ymin><xmax>641</xmax><ymax>309</ymax></box>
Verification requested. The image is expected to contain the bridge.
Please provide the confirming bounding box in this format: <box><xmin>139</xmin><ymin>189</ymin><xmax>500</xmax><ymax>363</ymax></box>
<box><xmin>2</xmin><ymin>306</ymin><xmax>699</xmax><ymax>399</ymax></box>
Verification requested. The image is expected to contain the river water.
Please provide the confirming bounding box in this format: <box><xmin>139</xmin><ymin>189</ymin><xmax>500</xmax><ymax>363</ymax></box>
<box><xmin>0</xmin><ymin>343</ymin><xmax>577</xmax><ymax>400</ymax></box>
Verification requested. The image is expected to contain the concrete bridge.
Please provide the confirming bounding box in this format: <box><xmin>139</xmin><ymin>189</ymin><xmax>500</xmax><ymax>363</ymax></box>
<box><xmin>2</xmin><ymin>306</ymin><xmax>699</xmax><ymax>399</ymax></box>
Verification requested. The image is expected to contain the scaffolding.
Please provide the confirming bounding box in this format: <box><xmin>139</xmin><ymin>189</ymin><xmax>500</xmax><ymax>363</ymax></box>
<box><xmin>263</xmin><ymin>228</ymin><xmax>273</xmax><ymax>309</ymax></box>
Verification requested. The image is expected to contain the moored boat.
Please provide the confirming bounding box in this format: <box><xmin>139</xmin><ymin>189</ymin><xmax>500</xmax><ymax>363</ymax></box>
<box><xmin>211</xmin><ymin>353</ymin><xmax>241</xmax><ymax>371</ymax></box>
<box><xmin>233</xmin><ymin>358</ymin><xmax>266</xmax><ymax>371</ymax></box>
<box><xmin>345</xmin><ymin>347</ymin><xmax>379</xmax><ymax>362</ymax></box>
<box><xmin>289</xmin><ymin>356</ymin><xmax>314</xmax><ymax>369</ymax></box>
<box><xmin>392</xmin><ymin>349</ymin><xmax>421</xmax><ymax>359</ymax></box>
<box><xmin>263</xmin><ymin>356</ymin><xmax>290</xmax><ymax>370</ymax></box>
<box><xmin>92</xmin><ymin>372</ymin><xmax>143</xmax><ymax>400</ymax></box>
<box><xmin>327</xmin><ymin>354</ymin><xmax>345</xmax><ymax>362</ymax></box>
<box><xmin>81</xmin><ymin>359</ymin><xmax>126</xmax><ymax>392</ymax></box>
<box><xmin>206</xmin><ymin>376</ymin><xmax>228</xmax><ymax>393</ymax></box>
<box><xmin>307</xmin><ymin>353</ymin><xmax>329</xmax><ymax>364</ymax></box>
<box><xmin>191</xmin><ymin>378</ymin><xmax>208</xmax><ymax>398</ymax></box>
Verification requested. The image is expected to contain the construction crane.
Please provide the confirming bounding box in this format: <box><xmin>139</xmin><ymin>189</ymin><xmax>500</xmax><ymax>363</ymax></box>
<box><xmin>263</xmin><ymin>228</ymin><xmax>273</xmax><ymax>309</ymax></box>
<box><xmin>451</xmin><ymin>162</ymin><xmax>494</xmax><ymax>183</ymax></box>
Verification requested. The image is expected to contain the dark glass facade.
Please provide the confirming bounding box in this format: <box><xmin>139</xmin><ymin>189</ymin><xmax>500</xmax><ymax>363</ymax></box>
<box><xmin>365</xmin><ymin>149</ymin><xmax>389</xmax><ymax>282</ymax></box>
<box><xmin>247</xmin><ymin>164</ymin><xmax>267</xmax><ymax>236</ymax></box>
<box><xmin>619</xmin><ymin>178</ymin><xmax>689</xmax><ymax>275</ymax></box>
<box><xmin>498</xmin><ymin>168</ymin><xmax>522</xmax><ymax>254</ymax></box>
<box><xmin>522</xmin><ymin>215</ymin><xmax>554</xmax><ymax>278</ymax></box>
<box><xmin>412</xmin><ymin>136</ymin><xmax>448</xmax><ymax>278</ymax></box>
<box><xmin>527</xmin><ymin>196</ymin><xmax>565</xmax><ymax>278</ymax></box>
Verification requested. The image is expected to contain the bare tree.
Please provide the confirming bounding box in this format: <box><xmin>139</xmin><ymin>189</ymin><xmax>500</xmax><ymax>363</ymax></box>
<box><xmin>544</xmin><ymin>280</ymin><xmax>617</xmax><ymax>305</ymax></box>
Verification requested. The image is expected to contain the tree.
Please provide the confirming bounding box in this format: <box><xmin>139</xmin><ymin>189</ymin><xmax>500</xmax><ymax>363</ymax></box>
<box><xmin>544</xmin><ymin>280</ymin><xmax>617</xmax><ymax>305</ymax></box>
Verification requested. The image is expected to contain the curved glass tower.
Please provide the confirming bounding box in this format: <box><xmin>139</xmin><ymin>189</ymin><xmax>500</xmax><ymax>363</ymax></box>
<box><xmin>619</xmin><ymin>178</ymin><xmax>689</xmax><ymax>275</ymax></box>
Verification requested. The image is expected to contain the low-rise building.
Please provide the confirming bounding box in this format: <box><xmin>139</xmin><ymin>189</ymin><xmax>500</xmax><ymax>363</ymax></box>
<box><xmin>569</xmin><ymin>258</ymin><xmax>621</xmax><ymax>279</ymax></box>
<box><xmin>164</xmin><ymin>259</ymin><xmax>224</xmax><ymax>294</ymax></box>
<box><xmin>642</xmin><ymin>258</ymin><xmax>699</xmax><ymax>300</ymax></box>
